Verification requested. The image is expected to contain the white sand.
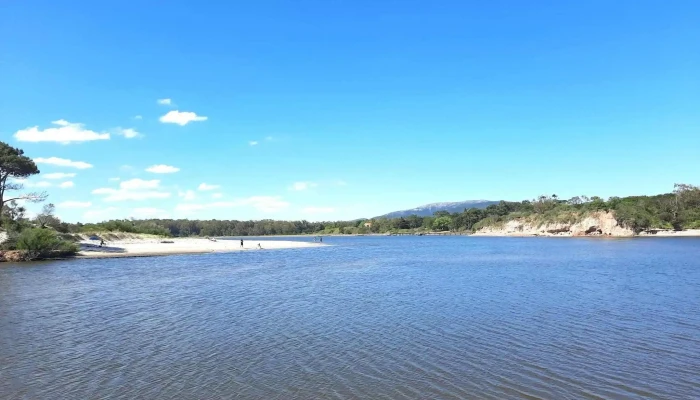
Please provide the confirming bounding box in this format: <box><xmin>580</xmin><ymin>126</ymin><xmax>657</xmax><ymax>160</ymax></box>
<box><xmin>638</xmin><ymin>229</ymin><xmax>700</xmax><ymax>237</ymax></box>
<box><xmin>78</xmin><ymin>237</ymin><xmax>325</xmax><ymax>258</ymax></box>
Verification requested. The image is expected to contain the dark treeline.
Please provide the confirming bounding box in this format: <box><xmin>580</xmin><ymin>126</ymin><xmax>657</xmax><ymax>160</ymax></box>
<box><xmin>49</xmin><ymin>183</ymin><xmax>700</xmax><ymax>237</ymax></box>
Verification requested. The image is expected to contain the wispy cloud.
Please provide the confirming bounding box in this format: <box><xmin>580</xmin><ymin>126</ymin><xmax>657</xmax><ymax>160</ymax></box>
<box><xmin>22</xmin><ymin>181</ymin><xmax>52</xmax><ymax>188</ymax></box>
<box><xmin>59</xmin><ymin>181</ymin><xmax>74</xmax><ymax>189</ymax></box>
<box><xmin>43</xmin><ymin>172</ymin><xmax>76</xmax><ymax>180</ymax></box>
<box><xmin>92</xmin><ymin>179</ymin><xmax>170</xmax><ymax>202</ymax></box>
<box><xmin>59</xmin><ymin>201</ymin><xmax>92</xmax><ymax>208</ymax></box>
<box><xmin>114</xmin><ymin>127</ymin><xmax>142</xmax><ymax>139</ymax></box>
<box><xmin>82</xmin><ymin>207</ymin><xmax>120</xmax><ymax>223</ymax></box>
<box><xmin>15</xmin><ymin>120</ymin><xmax>109</xmax><ymax>144</ymax></box>
<box><xmin>157</xmin><ymin>98</ymin><xmax>172</xmax><ymax>105</ymax></box>
<box><xmin>159</xmin><ymin>110</ymin><xmax>207</xmax><ymax>126</ymax></box>
<box><xmin>119</xmin><ymin>179</ymin><xmax>160</xmax><ymax>190</ymax></box>
<box><xmin>146</xmin><ymin>164</ymin><xmax>180</xmax><ymax>174</ymax></box>
<box><xmin>249</xmin><ymin>141</ymin><xmax>258</xmax><ymax>146</ymax></box>
<box><xmin>290</xmin><ymin>181</ymin><xmax>318</xmax><ymax>191</ymax></box>
<box><xmin>198</xmin><ymin>183</ymin><xmax>220</xmax><ymax>191</ymax></box>
<box><xmin>130</xmin><ymin>207</ymin><xmax>170</xmax><ymax>219</ymax></box>
<box><xmin>303</xmin><ymin>206</ymin><xmax>335</xmax><ymax>214</ymax></box>
<box><xmin>134</xmin><ymin>115</ymin><xmax>143</xmax><ymax>120</ymax></box>
<box><xmin>175</xmin><ymin>196</ymin><xmax>289</xmax><ymax>213</ymax></box>
<box><xmin>34</xmin><ymin>157</ymin><xmax>93</xmax><ymax>169</ymax></box>
<box><xmin>178</xmin><ymin>190</ymin><xmax>197</xmax><ymax>201</ymax></box>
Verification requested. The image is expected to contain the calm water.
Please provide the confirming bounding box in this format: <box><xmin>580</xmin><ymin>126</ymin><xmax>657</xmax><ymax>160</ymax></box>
<box><xmin>1</xmin><ymin>237</ymin><xmax>699</xmax><ymax>399</ymax></box>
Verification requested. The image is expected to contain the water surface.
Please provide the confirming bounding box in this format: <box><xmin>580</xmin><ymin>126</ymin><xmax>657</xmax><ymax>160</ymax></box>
<box><xmin>1</xmin><ymin>237</ymin><xmax>699</xmax><ymax>399</ymax></box>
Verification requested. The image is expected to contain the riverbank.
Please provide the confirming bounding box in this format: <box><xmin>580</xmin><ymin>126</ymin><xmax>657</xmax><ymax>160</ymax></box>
<box><xmin>78</xmin><ymin>237</ymin><xmax>325</xmax><ymax>259</ymax></box>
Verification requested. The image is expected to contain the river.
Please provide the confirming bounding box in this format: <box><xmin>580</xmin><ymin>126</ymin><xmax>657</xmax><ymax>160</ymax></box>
<box><xmin>1</xmin><ymin>236</ymin><xmax>699</xmax><ymax>399</ymax></box>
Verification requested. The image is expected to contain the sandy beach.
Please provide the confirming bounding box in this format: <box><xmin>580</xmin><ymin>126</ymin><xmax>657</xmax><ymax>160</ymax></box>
<box><xmin>78</xmin><ymin>237</ymin><xmax>325</xmax><ymax>258</ymax></box>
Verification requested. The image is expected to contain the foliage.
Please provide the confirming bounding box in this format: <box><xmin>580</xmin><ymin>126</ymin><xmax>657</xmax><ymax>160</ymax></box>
<box><xmin>1</xmin><ymin>200</ymin><xmax>30</xmax><ymax>233</ymax></box>
<box><xmin>35</xmin><ymin>203</ymin><xmax>61</xmax><ymax>229</ymax></box>
<box><xmin>14</xmin><ymin>228</ymin><xmax>78</xmax><ymax>260</ymax></box>
<box><xmin>44</xmin><ymin>183</ymin><xmax>700</xmax><ymax>238</ymax></box>
<box><xmin>0</xmin><ymin>141</ymin><xmax>46</xmax><ymax>224</ymax></box>
<box><xmin>432</xmin><ymin>216</ymin><xmax>452</xmax><ymax>231</ymax></box>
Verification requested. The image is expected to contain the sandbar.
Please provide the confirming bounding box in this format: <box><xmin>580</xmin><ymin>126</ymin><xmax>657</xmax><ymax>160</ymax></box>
<box><xmin>78</xmin><ymin>237</ymin><xmax>325</xmax><ymax>259</ymax></box>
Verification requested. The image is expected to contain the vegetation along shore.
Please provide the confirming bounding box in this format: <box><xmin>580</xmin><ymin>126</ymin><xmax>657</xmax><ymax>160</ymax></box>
<box><xmin>2</xmin><ymin>141</ymin><xmax>700</xmax><ymax>261</ymax></box>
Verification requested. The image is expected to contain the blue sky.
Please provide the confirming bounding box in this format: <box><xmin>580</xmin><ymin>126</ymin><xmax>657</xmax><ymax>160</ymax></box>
<box><xmin>1</xmin><ymin>1</ymin><xmax>699</xmax><ymax>222</ymax></box>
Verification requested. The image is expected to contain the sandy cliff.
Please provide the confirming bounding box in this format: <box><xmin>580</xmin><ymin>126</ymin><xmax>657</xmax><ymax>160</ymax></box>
<box><xmin>473</xmin><ymin>211</ymin><xmax>634</xmax><ymax>237</ymax></box>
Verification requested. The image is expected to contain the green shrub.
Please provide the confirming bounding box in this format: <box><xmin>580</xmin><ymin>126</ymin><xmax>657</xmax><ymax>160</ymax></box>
<box><xmin>14</xmin><ymin>228</ymin><xmax>79</xmax><ymax>260</ymax></box>
<box><xmin>1</xmin><ymin>231</ymin><xmax>19</xmax><ymax>250</ymax></box>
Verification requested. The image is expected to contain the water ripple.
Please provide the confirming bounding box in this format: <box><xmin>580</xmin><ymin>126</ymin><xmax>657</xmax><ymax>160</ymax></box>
<box><xmin>2</xmin><ymin>237</ymin><xmax>700</xmax><ymax>399</ymax></box>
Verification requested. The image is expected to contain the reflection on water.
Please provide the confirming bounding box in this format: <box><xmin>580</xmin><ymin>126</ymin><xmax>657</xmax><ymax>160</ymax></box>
<box><xmin>1</xmin><ymin>237</ymin><xmax>699</xmax><ymax>399</ymax></box>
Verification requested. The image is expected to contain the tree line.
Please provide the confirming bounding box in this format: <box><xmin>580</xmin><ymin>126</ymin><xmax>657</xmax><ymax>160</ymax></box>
<box><xmin>3</xmin><ymin>141</ymin><xmax>700</xmax><ymax>244</ymax></box>
<box><xmin>35</xmin><ymin>183</ymin><xmax>699</xmax><ymax>237</ymax></box>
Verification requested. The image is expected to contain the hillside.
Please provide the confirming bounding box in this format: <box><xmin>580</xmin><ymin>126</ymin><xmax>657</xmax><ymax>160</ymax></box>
<box><xmin>378</xmin><ymin>200</ymin><xmax>498</xmax><ymax>218</ymax></box>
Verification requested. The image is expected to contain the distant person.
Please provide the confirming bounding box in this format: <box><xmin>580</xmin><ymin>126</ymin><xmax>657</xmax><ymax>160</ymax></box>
<box><xmin>240</xmin><ymin>239</ymin><xmax>244</xmax><ymax>248</ymax></box>
<box><xmin>258</xmin><ymin>243</ymin><xmax>262</xmax><ymax>250</ymax></box>
<box><xmin>320</xmin><ymin>236</ymin><xmax>323</xmax><ymax>243</ymax></box>
<box><xmin>99</xmin><ymin>239</ymin><xmax>105</xmax><ymax>247</ymax></box>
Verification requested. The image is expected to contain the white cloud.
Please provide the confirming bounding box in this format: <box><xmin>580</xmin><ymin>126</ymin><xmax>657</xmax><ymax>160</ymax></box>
<box><xmin>146</xmin><ymin>164</ymin><xmax>180</xmax><ymax>174</ymax></box>
<box><xmin>82</xmin><ymin>207</ymin><xmax>119</xmax><ymax>223</ymax></box>
<box><xmin>92</xmin><ymin>189</ymin><xmax>171</xmax><ymax>202</ymax></box>
<box><xmin>175</xmin><ymin>196</ymin><xmax>289</xmax><ymax>213</ymax></box>
<box><xmin>34</xmin><ymin>157</ymin><xmax>93</xmax><ymax>169</ymax></box>
<box><xmin>109</xmin><ymin>177</ymin><xmax>121</xmax><ymax>181</ymax></box>
<box><xmin>211</xmin><ymin>193</ymin><xmax>223</xmax><ymax>199</ymax></box>
<box><xmin>290</xmin><ymin>181</ymin><xmax>318</xmax><ymax>191</ymax></box>
<box><xmin>114</xmin><ymin>127</ymin><xmax>142</xmax><ymax>139</ymax></box>
<box><xmin>159</xmin><ymin>110</ymin><xmax>207</xmax><ymax>126</ymax></box>
<box><xmin>92</xmin><ymin>188</ymin><xmax>116</xmax><ymax>195</ymax></box>
<box><xmin>15</xmin><ymin>120</ymin><xmax>110</xmax><ymax>144</ymax></box>
<box><xmin>26</xmin><ymin>181</ymin><xmax>52</xmax><ymax>188</ymax></box>
<box><xmin>92</xmin><ymin>179</ymin><xmax>170</xmax><ymax>202</ymax></box>
<box><xmin>120</xmin><ymin>179</ymin><xmax>160</xmax><ymax>190</ymax></box>
<box><xmin>157</xmin><ymin>98</ymin><xmax>172</xmax><ymax>105</ymax></box>
<box><xmin>174</xmin><ymin>201</ymin><xmax>237</xmax><ymax>212</ymax></box>
<box><xmin>179</xmin><ymin>190</ymin><xmax>197</xmax><ymax>201</ymax></box>
<box><xmin>249</xmin><ymin>141</ymin><xmax>258</xmax><ymax>146</ymax></box>
<box><xmin>246</xmin><ymin>196</ymin><xmax>289</xmax><ymax>212</ymax></box>
<box><xmin>130</xmin><ymin>207</ymin><xmax>169</xmax><ymax>219</ymax></box>
<box><xmin>43</xmin><ymin>172</ymin><xmax>76</xmax><ymax>180</ymax></box>
<box><xmin>198</xmin><ymin>183</ymin><xmax>220</xmax><ymax>191</ymax></box>
<box><xmin>59</xmin><ymin>181</ymin><xmax>74</xmax><ymax>189</ymax></box>
<box><xmin>59</xmin><ymin>201</ymin><xmax>92</xmax><ymax>208</ymax></box>
<box><xmin>134</xmin><ymin>115</ymin><xmax>143</xmax><ymax>120</ymax></box>
<box><xmin>303</xmin><ymin>207</ymin><xmax>335</xmax><ymax>214</ymax></box>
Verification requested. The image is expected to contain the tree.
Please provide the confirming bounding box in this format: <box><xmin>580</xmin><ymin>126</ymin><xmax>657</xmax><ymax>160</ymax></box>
<box><xmin>568</xmin><ymin>196</ymin><xmax>582</xmax><ymax>206</ymax></box>
<box><xmin>35</xmin><ymin>203</ymin><xmax>60</xmax><ymax>228</ymax></box>
<box><xmin>0</xmin><ymin>142</ymin><xmax>46</xmax><ymax>223</ymax></box>
<box><xmin>432</xmin><ymin>216</ymin><xmax>452</xmax><ymax>231</ymax></box>
<box><xmin>1</xmin><ymin>200</ymin><xmax>28</xmax><ymax>233</ymax></box>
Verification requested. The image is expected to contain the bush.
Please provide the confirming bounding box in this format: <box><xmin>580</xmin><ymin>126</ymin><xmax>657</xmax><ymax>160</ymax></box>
<box><xmin>14</xmin><ymin>228</ymin><xmax>79</xmax><ymax>260</ymax></box>
<box><xmin>0</xmin><ymin>231</ymin><xmax>19</xmax><ymax>251</ymax></box>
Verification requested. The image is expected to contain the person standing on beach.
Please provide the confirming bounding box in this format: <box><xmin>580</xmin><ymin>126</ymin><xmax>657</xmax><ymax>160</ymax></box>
<box><xmin>240</xmin><ymin>239</ymin><xmax>244</xmax><ymax>248</ymax></box>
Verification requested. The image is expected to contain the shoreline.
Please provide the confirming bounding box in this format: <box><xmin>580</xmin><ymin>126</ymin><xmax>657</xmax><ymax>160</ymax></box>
<box><xmin>471</xmin><ymin>229</ymin><xmax>700</xmax><ymax>238</ymax></box>
<box><xmin>78</xmin><ymin>237</ymin><xmax>326</xmax><ymax>259</ymax></box>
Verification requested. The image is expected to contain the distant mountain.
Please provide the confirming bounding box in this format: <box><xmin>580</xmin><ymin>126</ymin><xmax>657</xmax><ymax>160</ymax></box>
<box><xmin>377</xmin><ymin>200</ymin><xmax>499</xmax><ymax>218</ymax></box>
